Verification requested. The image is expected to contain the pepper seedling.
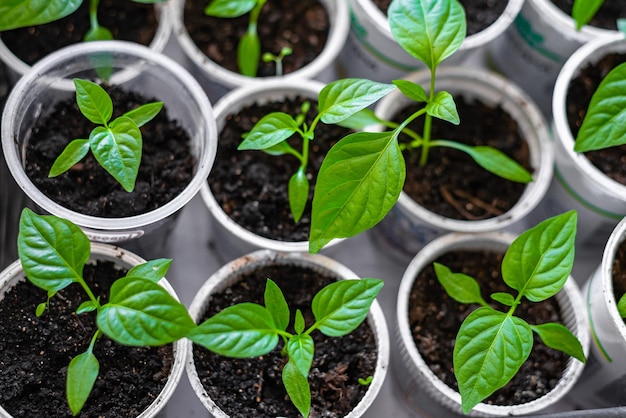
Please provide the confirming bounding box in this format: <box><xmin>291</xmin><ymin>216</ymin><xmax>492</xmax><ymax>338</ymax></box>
<box><xmin>262</xmin><ymin>46</ymin><xmax>293</xmax><ymax>76</ymax></box>
<box><xmin>307</xmin><ymin>0</ymin><xmax>532</xmax><ymax>253</ymax></box>
<box><xmin>17</xmin><ymin>208</ymin><xmax>196</xmax><ymax>415</ymax></box>
<box><xmin>188</xmin><ymin>277</ymin><xmax>383</xmax><ymax>417</ymax></box>
<box><xmin>48</xmin><ymin>78</ymin><xmax>163</xmax><ymax>193</ymax></box>
<box><xmin>434</xmin><ymin>210</ymin><xmax>586</xmax><ymax>413</ymax></box>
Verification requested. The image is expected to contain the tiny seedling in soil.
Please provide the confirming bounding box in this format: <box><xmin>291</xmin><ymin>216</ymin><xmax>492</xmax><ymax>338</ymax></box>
<box><xmin>17</xmin><ymin>208</ymin><xmax>195</xmax><ymax>415</ymax></box>
<box><xmin>307</xmin><ymin>0</ymin><xmax>532</xmax><ymax>253</ymax></box>
<box><xmin>48</xmin><ymin>78</ymin><xmax>163</xmax><ymax>193</ymax></box>
<box><xmin>434</xmin><ymin>211</ymin><xmax>586</xmax><ymax>413</ymax></box>
<box><xmin>187</xmin><ymin>277</ymin><xmax>383</xmax><ymax>417</ymax></box>
<box><xmin>262</xmin><ymin>46</ymin><xmax>293</xmax><ymax>76</ymax></box>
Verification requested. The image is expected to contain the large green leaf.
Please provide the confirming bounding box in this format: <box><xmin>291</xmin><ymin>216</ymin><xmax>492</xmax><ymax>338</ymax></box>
<box><xmin>126</xmin><ymin>258</ymin><xmax>172</xmax><ymax>283</ymax></box>
<box><xmin>67</xmin><ymin>349</ymin><xmax>99</xmax><ymax>415</ymax></box>
<box><xmin>48</xmin><ymin>139</ymin><xmax>90</xmax><ymax>177</ymax></box>
<box><xmin>433</xmin><ymin>262</ymin><xmax>487</xmax><ymax>306</ymax></box>
<box><xmin>454</xmin><ymin>307</ymin><xmax>533</xmax><ymax>414</ymax></box>
<box><xmin>239</xmin><ymin>113</ymin><xmax>299</xmax><ymax>150</ymax></box>
<box><xmin>123</xmin><ymin>102</ymin><xmax>163</xmax><ymax>128</ymax></box>
<box><xmin>97</xmin><ymin>277</ymin><xmax>196</xmax><ymax>346</ymax></box>
<box><xmin>572</xmin><ymin>0</ymin><xmax>604</xmax><ymax>30</ymax></box>
<box><xmin>288</xmin><ymin>168</ymin><xmax>309</xmax><ymax>223</ymax></box>
<box><xmin>282</xmin><ymin>360</ymin><xmax>311</xmax><ymax>418</ymax></box>
<box><xmin>73</xmin><ymin>79</ymin><xmax>113</xmax><ymax>125</ymax></box>
<box><xmin>532</xmin><ymin>323</ymin><xmax>586</xmax><ymax>363</ymax></box>
<box><xmin>502</xmin><ymin>211</ymin><xmax>577</xmax><ymax>302</ymax></box>
<box><xmin>89</xmin><ymin>116</ymin><xmax>142</xmax><ymax>192</ymax></box>
<box><xmin>188</xmin><ymin>303</ymin><xmax>280</xmax><ymax>358</ymax></box>
<box><xmin>287</xmin><ymin>333</ymin><xmax>314</xmax><ymax>377</ymax></box>
<box><xmin>574</xmin><ymin>63</ymin><xmax>626</xmax><ymax>152</ymax></box>
<box><xmin>264</xmin><ymin>279</ymin><xmax>290</xmax><ymax>332</ymax></box>
<box><xmin>318</xmin><ymin>79</ymin><xmax>395</xmax><ymax>124</ymax></box>
<box><xmin>17</xmin><ymin>208</ymin><xmax>89</xmax><ymax>292</ymax></box>
<box><xmin>309</xmin><ymin>131</ymin><xmax>405</xmax><ymax>253</ymax></box>
<box><xmin>388</xmin><ymin>0</ymin><xmax>466</xmax><ymax>70</ymax></box>
<box><xmin>204</xmin><ymin>0</ymin><xmax>257</xmax><ymax>17</ymax></box>
<box><xmin>311</xmin><ymin>278</ymin><xmax>383</xmax><ymax>337</ymax></box>
<box><xmin>0</xmin><ymin>0</ymin><xmax>82</xmax><ymax>31</ymax></box>
<box><xmin>238</xmin><ymin>30</ymin><xmax>261</xmax><ymax>77</ymax></box>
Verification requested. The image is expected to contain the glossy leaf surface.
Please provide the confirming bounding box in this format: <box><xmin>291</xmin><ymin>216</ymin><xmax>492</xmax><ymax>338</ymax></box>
<box><xmin>126</xmin><ymin>258</ymin><xmax>172</xmax><ymax>283</ymax></box>
<box><xmin>532</xmin><ymin>322</ymin><xmax>586</xmax><ymax>362</ymax></box>
<box><xmin>123</xmin><ymin>102</ymin><xmax>163</xmax><ymax>128</ymax></box>
<box><xmin>318</xmin><ymin>79</ymin><xmax>395</xmax><ymax>124</ymax></box>
<box><xmin>74</xmin><ymin>79</ymin><xmax>112</xmax><ymax>125</ymax></box>
<box><xmin>0</xmin><ymin>0</ymin><xmax>82</xmax><ymax>31</ymax></box>
<box><xmin>204</xmin><ymin>0</ymin><xmax>257</xmax><ymax>17</ymax></box>
<box><xmin>282</xmin><ymin>360</ymin><xmax>311</xmax><ymax>418</ymax></box>
<box><xmin>393</xmin><ymin>79</ymin><xmax>428</xmax><ymax>103</ymax></box>
<box><xmin>48</xmin><ymin>139</ymin><xmax>90</xmax><ymax>177</ymax></box>
<box><xmin>287</xmin><ymin>333</ymin><xmax>314</xmax><ymax>377</ymax></box>
<box><xmin>572</xmin><ymin>0</ymin><xmax>604</xmax><ymax>29</ymax></box>
<box><xmin>288</xmin><ymin>168</ymin><xmax>309</xmax><ymax>223</ymax></box>
<box><xmin>433</xmin><ymin>262</ymin><xmax>487</xmax><ymax>306</ymax></box>
<box><xmin>448</xmin><ymin>143</ymin><xmax>533</xmax><ymax>183</ymax></box>
<box><xmin>425</xmin><ymin>91</ymin><xmax>459</xmax><ymax>124</ymax></box>
<box><xmin>239</xmin><ymin>113</ymin><xmax>299</xmax><ymax>150</ymax></box>
<box><xmin>238</xmin><ymin>31</ymin><xmax>260</xmax><ymax>77</ymax></box>
<box><xmin>67</xmin><ymin>349</ymin><xmax>99</xmax><ymax>415</ymax></box>
<box><xmin>264</xmin><ymin>279</ymin><xmax>290</xmax><ymax>331</ymax></box>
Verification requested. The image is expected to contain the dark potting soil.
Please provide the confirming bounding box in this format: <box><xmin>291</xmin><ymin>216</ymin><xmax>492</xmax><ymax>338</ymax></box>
<box><xmin>0</xmin><ymin>260</ymin><xmax>174</xmax><ymax>418</ymax></box>
<box><xmin>551</xmin><ymin>0</ymin><xmax>626</xmax><ymax>30</ymax></box>
<box><xmin>612</xmin><ymin>240</ymin><xmax>626</xmax><ymax>324</ymax></box>
<box><xmin>184</xmin><ymin>0</ymin><xmax>329</xmax><ymax>77</ymax></box>
<box><xmin>208</xmin><ymin>96</ymin><xmax>352</xmax><ymax>242</ymax></box>
<box><xmin>566</xmin><ymin>52</ymin><xmax>626</xmax><ymax>186</ymax></box>
<box><xmin>409</xmin><ymin>249</ymin><xmax>570</xmax><ymax>406</ymax></box>
<box><xmin>192</xmin><ymin>263</ymin><xmax>378</xmax><ymax>418</ymax></box>
<box><xmin>394</xmin><ymin>96</ymin><xmax>531</xmax><ymax>220</ymax></box>
<box><xmin>23</xmin><ymin>85</ymin><xmax>195</xmax><ymax>218</ymax></box>
<box><xmin>0</xmin><ymin>0</ymin><xmax>157</xmax><ymax>66</ymax></box>
<box><xmin>372</xmin><ymin>0</ymin><xmax>507</xmax><ymax>36</ymax></box>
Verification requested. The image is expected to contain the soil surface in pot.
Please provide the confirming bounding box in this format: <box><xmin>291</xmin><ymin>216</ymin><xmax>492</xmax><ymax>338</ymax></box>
<box><xmin>372</xmin><ymin>0</ymin><xmax>507</xmax><ymax>36</ymax></box>
<box><xmin>394</xmin><ymin>96</ymin><xmax>531</xmax><ymax>220</ymax></box>
<box><xmin>184</xmin><ymin>0</ymin><xmax>329</xmax><ymax>77</ymax></box>
<box><xmin>551</xmin><ymin>0</ymin><xmax>626</xmax><ymax>30</ymax></box>
<box><xmin>611</xmin><ymin>239</ymin><xmax>626</xmax><ymax>324</ymax></box>
<box><xmin>566</xmin><ymin>52</ymin><xmax>626</xmax><ymax>186</ymax></box>
<box><xmin>0</xmin><ymin>0</ymin><xmax>158</xmax><ymax>66</ymax></box>
<box><xmin>409</xmin><ymin>249</ymin><xmax>570</xmax><ymax>405</ymax></box>
<box><xmin>192</xmin><ymin>263</ymin><xmax>378</xmax><ymax>418</ymax></box>
<box><xmin>24</xmin><ymin>85</ymin><xmax>195</xmax><ymax>218</ymax></box>
<box><xmin>208</xmin><ymin>96</ymin><xmax>352</xmax><ymax>242</ymax></box>
<box><xmin>0</xmin><ymin>261</ymin><xmax>174</xmax><ymax>417</ymax></box>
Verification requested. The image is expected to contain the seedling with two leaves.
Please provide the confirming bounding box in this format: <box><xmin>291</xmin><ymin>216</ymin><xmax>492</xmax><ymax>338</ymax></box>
<box><xmin>17</xmin><ymin>208</ymin><xmax>196</xmax><ymax>415</ymax></box>
<box><xmin>434</xmin><ymin>211</ymin><xmax>586</xmax><ymax>413</ymax></box>
<box><xmin>48</xmin><ymin>78</ymin><xmax>163</xmax><ymax>193</ymax></box>
<box><xmin>187</xmin><ymin>276</ymin><xmax>383</xmax><ymax>417</ymax></box>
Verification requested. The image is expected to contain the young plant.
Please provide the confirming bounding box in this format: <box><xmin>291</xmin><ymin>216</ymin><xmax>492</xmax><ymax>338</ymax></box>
<box><xmin>571</xmin><ymin>0</ymin><xmax>626</xmax><ymax>32</ymax></box>
<box><xmin>187</xmin><ymin>277</ymin><xmax>383</xmax><ymax>417</ymax></box>
<box><xmin>17</xmin><ymin>208</ymin><xmax>196</xmax><ymax>415</ymax></box>
<box><xmin>204</xmin><ymin>0</ymin><xmax>267</xmax><ymax>77</ymax></box>
<box><xmin>48</xmin><ymin>78</ymin><xmax>163</xmax><ymax>193</ymax></box>
<box><xmin>307</xmin><ymin>0</ymin><xmax>532</xmax><ymax>253</ymax></box>
<box><xmin>434</xmin><ymin>211</ymin><xmax>586</xmax><ymax>413</ymax></box>
<box><xmin>262</xmin><ymin>46</ymin><xmax>293</xmax><ymax>76</ymax></box>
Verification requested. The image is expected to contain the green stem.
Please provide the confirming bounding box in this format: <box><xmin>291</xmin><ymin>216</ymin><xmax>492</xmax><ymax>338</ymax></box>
<box><xmin>249</xmin><ymin>0</ymin><xmax>266</xmax><ymax>27</ymax></box>
<box><xmin>419</xmin><ymin>69</ymin><xmax>437</xmax><ymax>166</ymax></box>
<box><xmin>77</xmin><ymin>277</ymin><xmax>101</xmax><ymax>310</ymax></box>
<box><xmin>89</xmin><ymin>0</ymin><xmax>101</xmax><ymax>31</ymax></box>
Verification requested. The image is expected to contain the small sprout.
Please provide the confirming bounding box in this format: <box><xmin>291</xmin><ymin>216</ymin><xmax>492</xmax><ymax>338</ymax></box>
<box><xmin>358</xmin><ymin>375</ymin><xmax>373</xmax><ymax>386</ymax></box>
<box><xmin>618</xmin><ymin>293</ymin><xmax>626</xmax><ymax>318</ymax></box>
<box><xmin>434</xmin><ymin>211</ymin><xmax>586</xmax><ymax>414</ymax></box>
<box><xmin>48</xmin><ymin>78</ymin><xmax>163</xmax><ymax>193</ymax></box>
<box><xmin>262</xmin><ymin>46</ymin><xmax>293</xmax><ymax>76</ymax></box>
<box><xmin>188</xmin><ymin>277</ymin><xmax>383</xmax><ymax>417</ymax></box>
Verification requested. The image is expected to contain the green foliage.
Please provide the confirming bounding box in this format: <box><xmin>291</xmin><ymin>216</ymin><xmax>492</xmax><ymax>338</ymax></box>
<box><xmin>262</xmin><ymin>46</ymin><xmax>292</xmax><ymax>76</ymax></box>
<box><xmin>618</xmin><ymin>293</ymin><xmax>626</xmax><ymax>318</ymax></box>
<box><xmin>188</xmin><ymin>277</ymin><xmax>383</xmax><ymax>417</ymax></box>
<box><xmin>308</xmin><ymin>0</ymin><xmax>532</xmax><ymax>253</ymax></box>
<box><xmin>17</xmin><ymin>208</ymin><xmax>194</xmax><ymax>415</ymax></box>
<box><xmin>433</xmin><ymin>211</ymin><xmax>585</xmax><ymax>414</ymax></box>
<box><xmin>49</xmin><ymin>78</ymin><xmax>163</xmax><ymax>192</ymax></box>
<box><xmin>572</xmin><ymin>0</ymin><xmax>605</xmax><ymax>30</ymax></box>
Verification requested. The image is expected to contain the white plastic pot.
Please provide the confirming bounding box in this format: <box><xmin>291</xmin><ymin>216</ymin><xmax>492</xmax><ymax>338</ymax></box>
<box><xmin>487</xmin><ymin>0</ymin><xmax>622</xmax><ymax>117</ymax></box>
<box><xmin>338</xmin><ymin>0</ymin><xmax>524</xmax><ymax>82</ymax></box>
<box><xmin>371</xmin><ymin>66</ymin><xmax>554</xmax><ymax>260</ymax></box>
<box><xmin>0</xmin><ymin>242</ymin><xmax>189</xmax><ymax>418</ymax></box>
<box><xmin>167</xmin><ymin>0</ymin><xmax>349</xmax><ymax>102</ymax></box>
<box><xmin>1</xmin><ymin>41</ymin><xmax>218</xmax><ymax>256</ymax></box>
<box><xmin>185</xmin><ymin>249</ymin><xmax>389</xmax><ymax>418</ymax></box>
<box><xmin>395</xmin><ymin>231</ymin><xmax>590</xmax><ymax>417</ymax></box>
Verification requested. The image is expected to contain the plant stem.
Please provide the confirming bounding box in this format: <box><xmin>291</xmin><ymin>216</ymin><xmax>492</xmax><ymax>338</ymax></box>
<box><xmin>419</xmin><ymin>69</ymin><xmax>437</xmax><ymax>166</ymax></box>
<box><xmin>89</xmin><ymin>0</ymin><xmax>101</xmax><ymax>32</ymax></box>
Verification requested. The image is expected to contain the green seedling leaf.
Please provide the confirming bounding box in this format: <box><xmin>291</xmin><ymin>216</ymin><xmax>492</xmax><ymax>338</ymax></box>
<box><xmin>287</xmin><ymin>333</ymin><xmax>314</xmax><ymax>377</ymax></box>
<box><xmin>239</xmin><ymin>113</ymin><xmax>299</xmax><ymax>150</ymax></box>
<box><xmin>49</xmin><ymin>139</ymin><xmax>90</xmax><ymax>177</ymax></box>
<box><xmin>263</xmin><ymin>141</ymin><xmax>298</xmax><ymax>157</ymax></box>
<box><xmin>18</xmin><ymin>208</ymin><xmax>89</xmax><ymax>292</ymax></box>
<box><xmin>425</xmin><ymin>91</ymin><xmax>460</xmax><ymax>125</ymax></box>
<box><xmin>126</xmin><ymin>259</ymin><xmax>172</xmax><ymax>283</ymax></box>
<box><xmin>76</xmin><ymin>300</ymin><xmax>98</xmax><ymax>314</ymax></box>
<box><xmin>36</xmin><ymin>303</ymin><xmax>47</xmax><ymax>317</ymax></box>
<box><xmin>490</xmin><ymin>292</ymin><xmax>515</xmax><ymax>307</ymax></box>
<box><xmin>67</xmin><ymin>348</ymin><xmax>100</xmax><ymax>416</ymax></box>
<box><xmin>84</xmin><ymin>24</ymin><xmax>113</xmax><ymax>42</ymax></box>
<box><xmin>123</xmin><ymin>102</ymin><xmax>164</xmax><ymax>128</ymax></box>
<box><xmin>74</xmin><ymin>79</ymin><xmax>113</xmax><ymax>125</ymax></box>
<box><xmin>282</xmin><ymin>360</ymin><xmax>311</xmax><ymax>418</ymax></box>
<box><xmin>574</xmin><ymin>63</ymin><xmax>626</xmax><ymax>152</ymax></box>
<box><xmin>502</xmin><ymin>211</ymin><xmax>577</xmax><ymax>302</ymax></box>
<box><xmin>358</xmin><ymin>376</ymin><xmax>373</xmax><ymax>386</ymax></box>
<box><xmin>189</xmin><ymin>303</ymin><xmax>280</xmax><ymax>358</ymax></box>
<box><xmin>310</xmin><ymin>131</ymin><xmax>405</xmax><ymax>253</ymax></box>
<box><xmin>89</xmin><ymin>116</ymin><xmax>142</xmax><ymax>192</ymax></box>
<box><xmin>311</xmin><ymin>278</ymin><xmax>383</xmax><ymax>337</ymax></box>
<box><xmin>238</xmin><ymin>31</ymin><xmax>261</xmax><ymax>77</ymax></box>
<box><xmin>205</xmin><ymin>0</ymin><xmax>257</xmax><ymax>17</ymax></box>
<box><xmin>448</xmin><ymin>143</ymin><xmax>533</xmax><ymax>183</ymax></box>
<box><xmin>433</xmin><ymin>262</ymin><xmax>487</xmax><ymax>306</ymax></box>
<box><xmin>294</xmin><ymin>309</ymin><xmax>305</xmax><ymax>334</ymax></box>
<box><xmin>572</xmin><ymin>0</ymin><xmax>604</xmax><ymax>30</ymax></box>
<box><xmin>619</xmin><ymin>293</ymin><xmax>626</xmax><ymax>318</ymax></box>
<box><xmin>318</xmin><ymin>79</ymin><xmax>396</xmax><ymax>124</ymax></box>
<box><xmin>265</xmin><ymin>279</ymin><xmax>290</xmax><ymax>331</ymax></box>
<box><xmin>532</xmin><ymin>323</ymin><xmax>586</xmax><ymax>363</ymax></box>
<box><xmin>336</xmin><ymin>108</ymin><xmax>384</xmax><ymax>130</ymax></box>
<box><xmin>289</xmin><ymin>168</ymin><xmax>309</xmax><ymax>223</ymax></box>
<box><xmin>393</xmin><ymin>79</ymin><xmax>428</xmax><ymax>103</ymax></box>
<box><xmin>0</xmin><ymin>0</ymin><xmax>82</xmax><ymax>31</ymax></box>
<box><xmin>97</xmin><ymin>277</ymin><xmax>196</xmax><ymax>346</ymax></box>
<box><xmin>388</xmin><ymin>0</ymin><xmax>466</xmax><ymax>70</ymax></box>
<box><xmin>454</xmin><ymin>307</ymin><xmax>533</xmax><ymax>414</ymax></box>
